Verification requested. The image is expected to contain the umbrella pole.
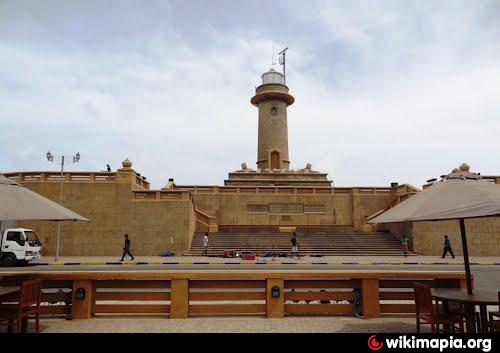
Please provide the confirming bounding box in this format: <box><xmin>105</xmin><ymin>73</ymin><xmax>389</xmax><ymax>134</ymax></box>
<box><xmin>459</xmin><ymin>218</ymin><xmax>473</xmax><ymax>294</ymax></box>
<box><xmin>55</xmin><ymin>220</ymin><xmax>61</xmax><ymax>262</ymax></box>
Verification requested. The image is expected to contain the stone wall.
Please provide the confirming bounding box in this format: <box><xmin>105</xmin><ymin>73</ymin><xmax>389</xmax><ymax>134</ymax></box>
<box><xmin>13</xmin><ymin>174</ymin><xmax>195</xmax><ymax>256</ymax></box>
<box><xmin>6</xmin><ymin>170</ymin><xmax>497</xmax><ymax>256</ymax></box>
<box><xmin>411</xmin><ymin>217</ymin><xmax>500</xmax><ymax>256</ymax></box>
<box><xmin>377</xmin><ymin>222</ymin><xmax>414</xmax><ymax>249</ymax></box>
<box><xmin>129</xmin><ymin>199</ymin><xmax>194</xmax><ymax>256</ymax></box>
<box><xmin>190</xmin><ymin>188</ymin><xmax>393</xmax><ymax>232</ymax></box>
<box><xmin>378</xmin><ymin>217</ymin><xmax>499</xmax><ymax>256</ymax></box>
<box><xmin>7</xmin><ymin>173</ymin><xmax>402</xmax><ymax>256</ymax></box>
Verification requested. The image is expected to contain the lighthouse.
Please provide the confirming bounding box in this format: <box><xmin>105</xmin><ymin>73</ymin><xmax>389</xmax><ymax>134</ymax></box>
<box><xmin>225</xmin><ymin>54</ymin><xmax>331</xmax><ymax>187</ymax></box>
<box><xmin>251</xmin><ymin>68</ymin><xmax>295</xmax><ymax>171</ymax></box>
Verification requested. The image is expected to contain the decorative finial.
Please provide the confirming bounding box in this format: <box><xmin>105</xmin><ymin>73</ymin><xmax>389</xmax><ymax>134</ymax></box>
<box><xmin>459</xmin><ymin>163</ymin><xmax>470</xmax><ymax>172</ymax></box>
<box><xmin>446</xmin><ymin>163</ymin><xmax>480</xmax><ymax>180</ymax></box>
<box><xmin>241</xmin><ymin>163</ymin><xmax>248</xmax><ymax>171</ymax></box>
<box><xmin>122</xmin><ymin>159</ymin><xmax>132</xmax><ymax>168</ymax></box>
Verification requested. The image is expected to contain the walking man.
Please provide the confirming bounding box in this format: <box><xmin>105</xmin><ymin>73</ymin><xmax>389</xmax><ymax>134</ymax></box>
<box><xmin>120</xmin><ymin>234</ymin><xmax>134</xmax><ymax>261</ymax></box>
<box><xmin>203</xmin><ymin>232</ymin><xmax>209</xmax><ymax>256</ymax></box>
<box><xmin>442</xmin><ymin>234</ymin><xmax>455</xmax><ymax>259</ymax></box>
<box><xmin>291</xmin><ymin>232</ymin><xmax>300</xmax><ymax>259</ymax></box>
<box><xmin>400</xmin><ymin>235</ymin><xmax>410</xmax><ymax>258</ymax></box>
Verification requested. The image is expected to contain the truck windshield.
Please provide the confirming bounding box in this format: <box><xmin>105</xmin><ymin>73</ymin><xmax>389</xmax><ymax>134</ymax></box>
<box><xmin>24</xmin><ymin>231</ymin><xmax>39</xmax><ymax>242</ymax></box>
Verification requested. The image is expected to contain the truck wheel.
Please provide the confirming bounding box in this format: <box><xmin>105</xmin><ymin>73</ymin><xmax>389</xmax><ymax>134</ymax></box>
<box><xmin>0</xmin><ymin>253</ymin><xmax>17</xmax><ymax>267</ymax></box>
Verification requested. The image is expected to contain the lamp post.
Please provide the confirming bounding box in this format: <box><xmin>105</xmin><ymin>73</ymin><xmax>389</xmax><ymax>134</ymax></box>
<box><xmin>46</xmin><ymin>151</ymin><xmax>80</xmax><ymax>262</ymax></box>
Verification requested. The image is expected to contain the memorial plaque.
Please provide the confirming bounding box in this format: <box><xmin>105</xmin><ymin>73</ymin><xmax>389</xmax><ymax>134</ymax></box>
<box><xmin>269</xmin><ymin>203</ymin><xmax>303</xmax><ymax>213</ymax></box>
<box><xmin>247</xmin><ymin>204</ymin><xmax>268</xmax><ymax>213</ymax></box>
<box><xmin>304</xmin><ymin>205</ymin><xmax>326</xmax><ymax>213</ymax></box>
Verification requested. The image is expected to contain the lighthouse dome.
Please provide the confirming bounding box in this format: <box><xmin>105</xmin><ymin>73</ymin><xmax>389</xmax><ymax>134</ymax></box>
<box><xmin>262</xmin><ymin>68</ymin><xmax>285</xmax><ymax>85</ymax></box>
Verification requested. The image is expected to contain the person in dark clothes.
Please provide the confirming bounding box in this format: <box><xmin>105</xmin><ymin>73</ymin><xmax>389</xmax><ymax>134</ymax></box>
<box><xmin>120</xmin><ymin>234</ymin><xmax>135</xmax><ymax>261</ymax></box>
<box><xmin>442</xmin><ymin>234</ymin><xmax>455</xmax><ymax>259</ymax></box>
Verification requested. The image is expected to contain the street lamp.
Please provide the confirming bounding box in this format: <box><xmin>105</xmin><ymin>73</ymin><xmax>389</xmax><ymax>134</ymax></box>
<box><xmin>46</xmin><ymin>151</ymin><xmax>80</xmax><ymax>262</ymax></box>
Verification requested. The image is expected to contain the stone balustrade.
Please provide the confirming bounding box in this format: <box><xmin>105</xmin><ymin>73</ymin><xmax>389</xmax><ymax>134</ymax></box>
<box><xmin>172</xmin><ymin>185</ymin><xmax>418</xmax><ymax>195</ymax></box>
<box><xmin>3</xmin><ymin>171</ymin><xmax>150</xmax><ymax>189</ymax></box>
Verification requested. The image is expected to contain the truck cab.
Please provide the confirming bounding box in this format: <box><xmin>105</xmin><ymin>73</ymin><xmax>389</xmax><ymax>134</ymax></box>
<box><xmin>0</xmin><ymin>228</ymin><xmax>42</xmax><ymax>266</ymax></box>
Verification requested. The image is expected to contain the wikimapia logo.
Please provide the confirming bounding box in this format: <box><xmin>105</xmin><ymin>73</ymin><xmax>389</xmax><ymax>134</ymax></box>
<box><xmin>368</xmin><ymin>335</ymin><xmax>384</xmax><ymax>351</ymax></box>
<box><xmin>367</xmin><ymin>335</ymin><xmax>492</xmax><ymax>352</ymax></box>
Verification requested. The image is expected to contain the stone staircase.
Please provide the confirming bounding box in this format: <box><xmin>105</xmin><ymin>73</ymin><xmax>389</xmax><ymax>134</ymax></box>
<box><xmin>189</xmin><ymin>232</ymin><xmax>414</xmax><ymax>256</ymax></box>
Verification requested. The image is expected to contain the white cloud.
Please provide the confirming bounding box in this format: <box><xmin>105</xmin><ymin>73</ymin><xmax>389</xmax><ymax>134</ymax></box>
<box><xmin>0</xmin><ymin>1</ymin><xmax>499</xmax><ymax>189</ymax></box>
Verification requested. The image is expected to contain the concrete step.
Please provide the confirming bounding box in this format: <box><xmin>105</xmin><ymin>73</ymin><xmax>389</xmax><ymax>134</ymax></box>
<box><xmin>189</xmin><ymin>231</ymin><xmax>412</xmax><ymax>256</ymax></box>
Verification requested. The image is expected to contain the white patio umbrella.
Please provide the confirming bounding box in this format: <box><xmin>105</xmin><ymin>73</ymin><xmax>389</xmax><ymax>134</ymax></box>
<box><xmin>369</xmin><ymin>164</ymin><xmax>500</xmax><ymax>293</ymax></box>
<box><xmin>0</xmin><ymin>173</ymin><xmax>89</xmax><ymax>221</ymax></box>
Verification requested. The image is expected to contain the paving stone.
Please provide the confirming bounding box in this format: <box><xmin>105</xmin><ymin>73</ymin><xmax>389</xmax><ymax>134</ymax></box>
<box><xmin>0</xmin><ymin>316</ymin><xmax>429</xmax><ymax>333</ymax></box>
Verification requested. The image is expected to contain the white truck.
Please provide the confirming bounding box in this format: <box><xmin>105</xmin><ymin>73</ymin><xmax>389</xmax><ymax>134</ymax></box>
<box><xmin>0</xmin><ymin>228</ymin><xmax>42</xmax><ymax>266</ymax></box>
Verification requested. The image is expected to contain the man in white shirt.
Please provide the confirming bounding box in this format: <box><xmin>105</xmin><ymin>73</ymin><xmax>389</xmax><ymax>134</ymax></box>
<box><xmin>203</xmin><ymin>232</ymin><xmax>209</xmax><ymax>256</ymax></box>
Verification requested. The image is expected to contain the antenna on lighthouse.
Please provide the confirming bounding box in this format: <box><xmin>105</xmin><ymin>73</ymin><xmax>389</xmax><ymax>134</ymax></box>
<box><xmin>271</xmin><ymin>47</ymin><xmax>277</xmax><ymax>70</ymax></box>
<box><xmin>278</xmin><ymin>47</ymin><xmax>288</xmax><ymax>84</ymax></box>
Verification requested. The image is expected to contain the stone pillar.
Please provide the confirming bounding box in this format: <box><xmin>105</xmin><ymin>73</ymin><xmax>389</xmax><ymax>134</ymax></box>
<box><xmin>266</xmin><ymin>278</ymin><xmax>284</xmax><ymax>318</ymax></box>
<box><xmin>117</xmin><ymin>159</ymin><xmax>137</xmax><ymax>186</ymax></box>
<box><xmin>71</xmin><ymin>280</ymin><xmax>94</xmax><ymax>319</ymax></box>
<box><xmin>170</xmin><ymin>279</ymin><xmax>189</xmax><ymax>319</ymax></box>
<box><xmin>352</xmin><ymin>188</ymin><xmax>360</xmax><ymax>232</ymax></box>
<box><xmin>361</xmin><ymin>278</ymin><xmax>380</xmax><ymax>318</ymax></box>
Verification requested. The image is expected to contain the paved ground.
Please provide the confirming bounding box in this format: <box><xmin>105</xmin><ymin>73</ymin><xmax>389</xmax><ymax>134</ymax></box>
<box><xmin>1</xmin><ymin>316</ymin><xmax>428</xmax><ymax>333</ymax></box>
<box><xmin>2</xmin><ymin>257</ymin><xmax>498</xmax><ymax>333</ymax></box>
<box><xmin>31</xmin><ymin>255</ymin><xmax>500</xmax><ymax>266</ymax></box>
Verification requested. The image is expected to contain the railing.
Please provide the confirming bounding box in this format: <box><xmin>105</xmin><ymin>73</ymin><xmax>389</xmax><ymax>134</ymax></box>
<box><xmin>3</xmin><ymin>171</ymin><xmax>150</xmax><ymax>189</ymax></box>
<box><xmin>194</xmin><ymin>209</ymin><xmax>218</xmax><ymax>232</ymax></box>
<box><xmin>194</xmin><ymin>209</ymin><xmax>216</xmax><ymax>224</ymax></box>
<box><xmin>385</xmin><ymin>184</ymin><xmax>420</xmax><ymax>207</ymax></box>
<box><xmin>94</xmin><ymin>280</ymin><xmax>171</xmax><ymax>315</ymax></box>
<box><xmin>0</xmin><ymin>270</ymin><xmax>469</xmax><ymax>319</ymax></box>
<box><xmin>3</xmin><ymin>171</ymin><xmax>116</xmax><ymax>183</ymax></box>
<box><xmin>284</xmin><ymin>279</ymin><xmax>359</xmax><ymax>315</ymax></box>
<box><xmin>132</xmin><ymin>190</ymin><xmax>191</xmax><ymax>201</ymax></box>
<box><xmin>189</xmin><ymin>280</ymin><xmax>266</xmax><ymax>315</ymax></box>
<box><xmin>134</xmin><ymin>176</ymin><xmax>150</xmax><ymax>190</ymax></box>
<box><xmin>217</xmin><ymin>225</ymin><xmax>355</xmax><ymax>233</ymax></box>
<box><xmin>174</xmin><ymin>185</ymin><xmax>399</xmax><ymax>195</ymax></box>
<box><xmin>482</xmin><ymin>176</ymin><xmax>500</xmax><ymax>184</ymax></box>
<box><xmin>395</xmin><ymin>184</ymin><xmax>420</xmax><ymax>194</ymax></box>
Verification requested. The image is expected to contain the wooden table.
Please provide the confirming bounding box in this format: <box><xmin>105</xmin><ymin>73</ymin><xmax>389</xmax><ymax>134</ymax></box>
<box><xmin>0</xmin><ymin>286</ymin><xmax>20</xmax><ymax>300</ymax></box>
<box><xmin>432</xmin><ymin>288</ymin><xmax>498</xmax><ymax>333</ymax></box>
<box><xmin>0</xmin><ymin>286</ymin><xmax>21</xmax><ymax>333</ymax></box>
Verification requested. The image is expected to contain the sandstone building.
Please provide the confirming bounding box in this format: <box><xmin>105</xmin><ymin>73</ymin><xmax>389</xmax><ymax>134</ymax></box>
<box><xmin>4</xmin><ymin>68</ymin><xmax>499</xmax><ymax>256</ymax></box>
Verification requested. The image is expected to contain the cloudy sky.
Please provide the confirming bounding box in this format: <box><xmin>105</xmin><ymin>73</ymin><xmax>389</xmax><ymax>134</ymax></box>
<box><xmin>1</xmin><ymin>0</ymin><xmax>499</xmax><ymax>188</ymax></box>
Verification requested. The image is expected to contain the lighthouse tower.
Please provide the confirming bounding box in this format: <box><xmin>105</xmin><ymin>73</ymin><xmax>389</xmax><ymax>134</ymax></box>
<box><xmin>224</xmin><ymin>59</ymin><xmax>332</xmax><ymax>187</ymax></box>
<box><xmin>251</xmin><ymin>68</ymin><xmax>295</xmax><ymax>171</ymax></box>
